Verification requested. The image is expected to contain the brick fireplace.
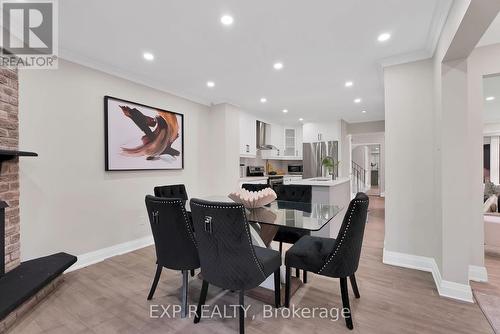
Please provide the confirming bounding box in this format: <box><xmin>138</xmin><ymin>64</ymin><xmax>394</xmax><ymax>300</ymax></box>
<box><xmin>0</xmin><ymin>68</ymin><xmax>20</xmax><ymax>274</ymax></box>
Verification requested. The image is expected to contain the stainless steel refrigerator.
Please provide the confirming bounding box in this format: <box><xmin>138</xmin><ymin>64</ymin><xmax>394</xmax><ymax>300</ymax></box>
<box><xmin>303</xmin><ymin>141</ymin><xmax>339</xmax><ymax>179</ymax></box>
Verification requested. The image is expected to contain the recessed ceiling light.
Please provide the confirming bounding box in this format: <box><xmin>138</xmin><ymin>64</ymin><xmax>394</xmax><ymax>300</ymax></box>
<box><xmin>299</xmin><ymin>118</ymin><xmax>304</xmax><ymax>121</ymax></box>
<box><xmin>378</xmin><ymin>33</ymin><xmax>391</xmax><ymax>42</ymax></box>
<box><xmin>362</xmin><ymin>110</ymin><xmax>367</xmax><ymax>113</ymax></box>
<box><xmin>283</xmin><ymin>109</ymin><xmax>288</xmax><ymax>113</ymax></box>
<box><xmin>143</xmin><ymin>52</ymin><xmax>154</xmax><ymax>61</ymax></box>
<box><xmin>345</xmin><ymin>81</ymin><xmax>353</xmax><ymax>87</ymax></box>
<box><xmin>206</xmin><ymin>81</ymin><xmax>215</xmax><ymax>88</ymax></box>
<box><xmin>260</xmin><ymin>97</ymin><xmax>267</xmax><ymax>103</ymax></box>
<box><xmin>354</xmin><ymin>98</ymin><xmax>362</xmax><ymax>104</ymax></box>
<box><xmin>486</xmin><ymin>96</ymin><xmax>496</xmax><ymax>101</ymax></box>
<box><xmin>273</xmin><ymin>62</ymin><xmax>284</xmax><ymax>70</ymax></box>
<box><xmin>220</xmin><ymin>15</ymin><xmax>234</xmax><ymax>26</ymax></box>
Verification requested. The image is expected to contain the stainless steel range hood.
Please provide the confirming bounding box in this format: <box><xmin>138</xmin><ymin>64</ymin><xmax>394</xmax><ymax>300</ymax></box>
<box><xmin>256</xmin><ymin>120</ymin><xmax>277</xmax><ymax>150</ymax></box>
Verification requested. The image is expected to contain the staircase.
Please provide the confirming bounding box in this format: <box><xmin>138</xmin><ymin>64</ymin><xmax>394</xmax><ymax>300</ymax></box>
<box><xmin>352</xmin><ymin>161</ymin><xmax>368</xmax><ymax>194</ymax></box>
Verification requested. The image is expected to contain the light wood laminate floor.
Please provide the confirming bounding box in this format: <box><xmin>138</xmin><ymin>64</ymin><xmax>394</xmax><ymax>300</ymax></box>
<box><xmin>7</xmin><ymin>197</ymin><xmax>493</xmax><ymax>334</ymax></box>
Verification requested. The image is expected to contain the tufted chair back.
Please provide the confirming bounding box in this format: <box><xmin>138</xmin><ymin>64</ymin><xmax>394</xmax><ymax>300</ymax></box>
<box><xmin>241</xmin><ymin>183</ymin><xmax>271</xmax><ymax>192</ymax></box>
<box><xmin>318</xmin><ymin>193</ymin><xmax>369</xmax><ymax>278</ymax></box>
<box><xmin>275</xmin><ymin>185</ymin><xmax>312</xmax><ymax>203</ymax></box>
<box><xmin>145</xmin><ymin>195</ymin><xmax>200</xmax><ymax>270</ymax></box>
<box><xmin>154</xmin><ymin>184</ymin><xmax>188</xmax><ymax>204</ymax></box>
<box><xmin>189</xmin><ymin>199</ymin><xmax>268</xmax><ymax>290</ymax></box>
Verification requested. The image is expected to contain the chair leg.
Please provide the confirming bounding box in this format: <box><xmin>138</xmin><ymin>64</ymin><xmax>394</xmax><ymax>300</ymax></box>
<box><xmin>295</xmin><ymin>268</ymin><xmax>300</xmax><ymax>278</ymax></box>
<box><xmin>340</xmin><ymin>277</ymin><xmax>353</xmax><ymax>330</ymax></box>
<box><xmin>279</xmin><ymin>242</ymin><xmax>283</xmax><ymax>256</ymax></box>
<box><xmin>285</xmin><ymin>266</ymin><xmax>291</xmax><ymax>308</ymax></box>
<box><xmin>147</xmin><ymin>264</ymin><xmax>162</xmax><ymax>300</ymax></box>
<box><xmin>190</xmin><ymin>269</ymin><xmax>195</xmax><ymax>277</ymax></box>
<box><xmin>194</xmin><ymin>280</ymin><xmax>209</xmax><ymax>324</ymax></box>
<box><xmin>303</xmin><ymin>270</ymin><xmax>308</xmax><ymax>284</ymax></box>
<box><xmin>239</xmin><ymin>290</ymin><xmax>245</xmax><ymax>334</ymax></box>
<box><xmin>181</xmin><ymin>270</ymin><xmax>189</xmax><ymax>318</ymax></box>
<box><xmin>350</xmin><ymin>274</ymin><xmax>360</xmax><ymax>299</ymax></box>
<box><xmin>274</xmin><ymin>269</ymin><xmax>281</xmax><ymax>308</ymax></box>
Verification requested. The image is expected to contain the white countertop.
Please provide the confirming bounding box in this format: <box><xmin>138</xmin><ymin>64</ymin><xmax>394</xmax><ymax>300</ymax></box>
<box><xmin>289</xmin><ymin>177</ymin><xmax>350</xmax><ymax>187</ymax></box>
<box><xmin>238</xmin><ymin>176</ymin><xmax>269</xmax><ymax>181</ymax></box>
<box><xmin>239</xmin><ymin>174</ymin><xmax>302</xmax><ymax>181</ymax></box>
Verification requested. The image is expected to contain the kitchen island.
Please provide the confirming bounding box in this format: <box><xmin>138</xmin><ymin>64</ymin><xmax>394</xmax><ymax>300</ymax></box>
<box><xmin>290</xmin><ymin>177</ymin><xmax>351</xmax><ymax>239</ymax></box>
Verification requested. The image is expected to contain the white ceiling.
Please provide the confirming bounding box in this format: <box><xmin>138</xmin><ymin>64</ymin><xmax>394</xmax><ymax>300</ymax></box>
<box><xmin>478</xmin><ymin>12</ymin><xmax>500</xmax><ymax>47</ymax></box>
<box><xmin>59</xmin><ymin>0</ymin><xmax>451</xmax><ymax>125</ymax></box>
<box><xmin>484</xmin><ymin>75</ymin><xmax>500</xmax><ymax>124</ymax></box>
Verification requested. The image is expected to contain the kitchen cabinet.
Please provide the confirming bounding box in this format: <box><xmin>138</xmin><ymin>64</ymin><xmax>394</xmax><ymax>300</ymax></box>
<box><xmin>302</xmin><ymin>122</ymin><xmax>341</xmax><ymax>143</ymax></box>
<box><xmin>284</xmin><ymin>126</ymin><xmax>303</xmax><ymax>157</ymax></box>
<box><xmin>262</xmin><ymin>125</ymin><xmax>303</xmax><ymax>159</ymax></box>
<box><xmin>239</xmin><ymin>112</ymin><xmax>257</xmax><ymax>158</ymax></box>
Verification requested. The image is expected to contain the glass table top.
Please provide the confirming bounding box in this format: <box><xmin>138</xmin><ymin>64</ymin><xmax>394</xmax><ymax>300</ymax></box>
<box><xmin>186</xmin><ymin>196</ymin><xmax>343</xmax><ymax>232</ymax></box>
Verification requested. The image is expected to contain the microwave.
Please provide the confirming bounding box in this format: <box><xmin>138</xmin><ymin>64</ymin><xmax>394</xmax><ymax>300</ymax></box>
<box><xmin>288</xmin><ymin>165</ymin><xmax>303</xmax><ymax>174</ymax></box>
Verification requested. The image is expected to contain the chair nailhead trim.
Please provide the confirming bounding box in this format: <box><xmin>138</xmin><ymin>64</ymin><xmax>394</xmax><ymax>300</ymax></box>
<box><xmin>241</xmin><ymin>207</ymin><xmax>266</xmax><ymax>279</ymax></box>
<box><xmin>317</xmin><ymin>199</ymin><xmax>368</xmax><ymax>275</ymax></box>
<box><xmin>191</xmin><ymin>202</ymin><xmax>266</xmax><ymax>279</ymax></box>
<box><xmin>151</xmin><ymin>198</ymin><xmax>197</xmax><ymax>247</ymax></box>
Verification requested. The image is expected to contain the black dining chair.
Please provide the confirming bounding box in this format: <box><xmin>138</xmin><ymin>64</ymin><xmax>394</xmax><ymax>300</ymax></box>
<box><xmin>153</xmin><ymin>184</ymin><xmax>197</xmax><ymax>277</ymax></box>
<box><xmin>284</xmin><ymin>193</ymin><xmax>369</xmax><ymax>330</ymax></box>
<box><xmin>241</xmin><ymin>183</ymin><xmax>271</xmax><ymax>192</ymax></box>
<box><xmin>273</xmin><ymin>184</ymin><xmax>312</xmax><ymax>282</ymax></box>
<box><xmin>190</xmin><ymin>199</ymin><xmax>282</xmax><ymax>334</ymax></box>
<box><xmin>154</xmin><ymin>184</ymin><xmax>188</xmax><ymax>203</ymax></box>
<box><xmin>145</xmin><ymin>195</ymin><xmax>200</xmax><ymax>318</ymax></box>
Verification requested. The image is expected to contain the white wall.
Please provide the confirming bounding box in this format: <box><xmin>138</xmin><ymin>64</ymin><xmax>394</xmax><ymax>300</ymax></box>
<box><xmin>347</xmin><ymin>121</ymin><xmax>385</xmax><ymax>135</ymax></box>
<box><xmin>485</xmin><ymin>122</ymin><xmax>500</xmax><ymax>135</ymax></box>
<box><xmin>207</xmin><ymin>103</ymin><xmax>240</xmax><ymax>194</ymax></box>
<box><xmin>18</xmin><ymin>60</ymin><xmax>213</xmax><ymax>259</ymax></box>
<box><xmin>384</xmin><ymin>59</ymin><xmax>440</xmax><ymax>261</ymax></box>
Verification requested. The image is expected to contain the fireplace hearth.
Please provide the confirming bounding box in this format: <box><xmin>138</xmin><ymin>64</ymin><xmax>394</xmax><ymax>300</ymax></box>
<box><xmin>0</xmin><ymin>149</ymin><xmax>77</xmax><ymax>332</ymax></box>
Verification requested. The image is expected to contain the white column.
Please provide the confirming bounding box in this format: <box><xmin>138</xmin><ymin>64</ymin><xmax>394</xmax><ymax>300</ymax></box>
<box><xmin>490</xmin><ymin>136</ymin><xmax>500</xmax><ymax>184</ymax></box>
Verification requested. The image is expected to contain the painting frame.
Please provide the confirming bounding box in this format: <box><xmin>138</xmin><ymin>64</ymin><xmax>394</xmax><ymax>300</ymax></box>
<box><xmin>104</xmin><ymin>95</ymin><xmax>185</xmax><ymax>171</ymax></box>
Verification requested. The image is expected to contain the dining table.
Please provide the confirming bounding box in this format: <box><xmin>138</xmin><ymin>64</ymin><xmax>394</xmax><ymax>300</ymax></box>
<box><xmin>186</xmin><ymin>196</ymin><xmax>344</xmax><ymax>304</ymax></box>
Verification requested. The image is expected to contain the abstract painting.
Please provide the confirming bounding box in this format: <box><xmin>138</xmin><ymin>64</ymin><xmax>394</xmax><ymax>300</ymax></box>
<box><xmin>104</xmin><ymin>96</ymin><xmax>184</xmax><ymax>170</ymax></box>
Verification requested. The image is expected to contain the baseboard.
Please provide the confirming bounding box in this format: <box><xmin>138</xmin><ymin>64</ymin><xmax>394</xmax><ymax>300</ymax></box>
<box><xmin>469</xmin><ymin>265</ymin><xmax>488</xmax><ymax>282</ymax></box>
<box><xmin>66</xmin><ymin>235</ymin><xmax>154</xmax><ymax>272</ymax></box>
<box><xmin>382</xmin><ymin>248</ymin><xmax>473</xmax><ymax>303</ymax></box>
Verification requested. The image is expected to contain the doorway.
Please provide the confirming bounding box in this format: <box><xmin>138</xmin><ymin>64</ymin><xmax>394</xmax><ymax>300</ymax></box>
<box><xmin>473</xmin><ymin>72</ymin><xmax>500</xmax><ymax>332</ymax></box>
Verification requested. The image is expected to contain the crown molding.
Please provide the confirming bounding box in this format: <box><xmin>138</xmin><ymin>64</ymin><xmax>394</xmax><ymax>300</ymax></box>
<box><xmin>379</xmin><ymin>0</ymin><xmax>453</xmax><ymax>68</ymax></box>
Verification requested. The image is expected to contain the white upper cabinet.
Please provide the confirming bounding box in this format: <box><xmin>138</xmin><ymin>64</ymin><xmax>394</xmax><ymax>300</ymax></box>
<box><xmin>238</xmin><ymin>111</ymin><xmax>303</xmax><ymax>159</ymax></box>
<box><xmin>284</xmin><ymin>128</ymin><xmax>296</xmax><ymax>156</ymax></box>
<box><xmin>284</xmin><ymin>126</ymin><xmax>303</xmax><ymax>157</ymax></box>
<box><xmin>239</xmin><ymin>112</ymin><xmax>257</xmax><ymax>157</ymax></box>
<box><xmin>262</xmin><ymin>125</ymin><xmax>303</xmax><ymax>159</ymax></box>
<box><xmin>302</xmin><ymin>121</ymin><xmax>341</xmax><ymax>143</ymax></box>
